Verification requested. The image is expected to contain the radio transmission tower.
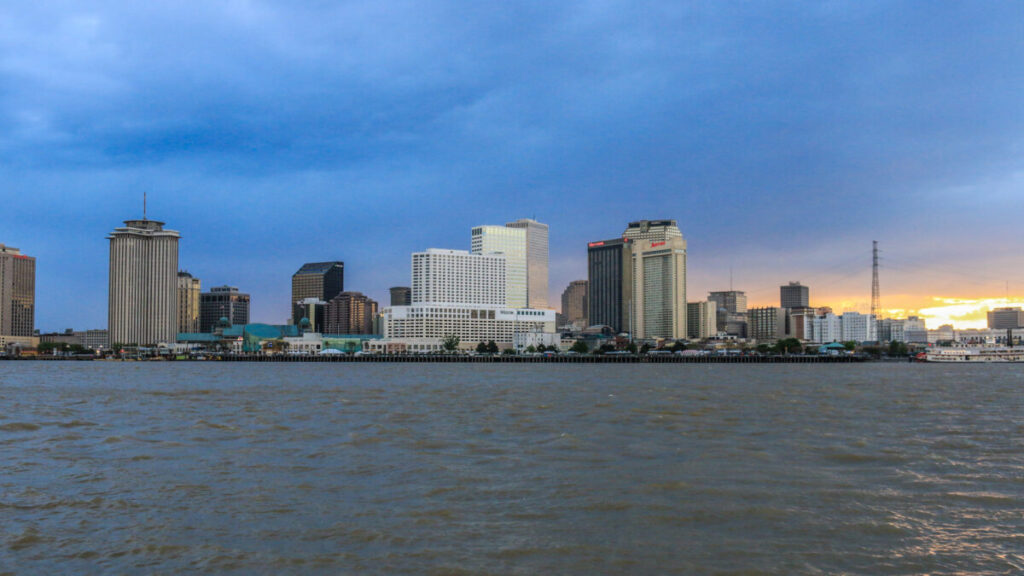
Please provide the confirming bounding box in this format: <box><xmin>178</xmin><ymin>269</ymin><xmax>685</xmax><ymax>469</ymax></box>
<box><xmin>871</xmin><ymin>240</ymin><xmax>880</xmax><ymax>318</ymax></box>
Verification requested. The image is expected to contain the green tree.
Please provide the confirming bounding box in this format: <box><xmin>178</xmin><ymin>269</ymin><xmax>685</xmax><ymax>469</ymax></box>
<box><xmin>888</xmin><ymin>340</ymin><xmax>908</xmax><ymax>357</ymax></box>
<box><xmin>526</xmin><ymin>345</ymin><xmax>537</xmax><ymax>353</ymax></box>
<box><xmin>627</xmin><ymin>342</ymin><xmax>638</xmax><ymax>354</ymax></box>
<box><xmin>640</xmin><ymin>343</ymin><xmax>651</xmax><ymax>354</ymax></box>
<box><xmin>502</xmin><ymin>348</ymin><xmax>516</xmax><ymax>355</ymax></box>
<box><xmin>756</xmin><ymin>343</ymin><xmax>771</xmax><ymax>355</ymax></box>
<box><xmin>670</xmin><ymin>341</ymin><xmax>687</xmax><ymax>352</ymax></box>
<box><xmin>487</xmin><ymin>340</ymin><xmax>499</xmax><ymax>354</ymax></box>
<box><xmin>442</xmin><ymin>334</ymin><xmax>460</xmax><ymax>352</ymax></box>
<box><xmin>570</xmin><ymin>340</ymin><xmax>589</xmax><ymax>354</ymax></box>
<box><xmin>842</xmin><ymin>341</ymin><xmax>857</xmax><ymax>351</ymax></box>
<box><xmin>476</xmin><ymin>341</ymin><xmax>488</xmax><ymax>354</ymax></box>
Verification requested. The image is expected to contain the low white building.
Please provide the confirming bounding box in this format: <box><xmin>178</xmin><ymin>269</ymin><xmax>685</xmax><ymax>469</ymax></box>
<box><xmin>380</xmin><ymin>304</ymin><xmax>555</xmax><ymax>351</ymax></box>
<box><xmin>514</xmin><ymin>331</ymin><xmax>562</xmax><ymax>351</ymax></box>
<box><xmin>841</xmin><ymin>312</ymin><xmax>877</xmax><ymax>343</ymax></box>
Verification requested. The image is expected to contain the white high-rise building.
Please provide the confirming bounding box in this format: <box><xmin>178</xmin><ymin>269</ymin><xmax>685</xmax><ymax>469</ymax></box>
<box><xmin>629</xmin><ymin>234</ymin><xmax>687</xmax><ymax>339</ymax></box>
<box><xmin>412</xmin><ymin>249</ymin><xmax>506</xmax><ymax>306</ymax></box>
<box><xmin>108</xmin><ymin>218</ymin><xmax>180</xmax><ymax>346</ymax></box>
<box><xmin>505</xmin><ymin>218</ymin><xmax>549</xmax><ymax>309</ymax></box>
<box><xmin>471</xmin><ymin>225</ymin><xmax>526</xmax><ymax>308</ymax></box>
<box><xmin>841</xmin><ymin>312</ymin><xmax>877</xmax><ymax>343</ymax></box>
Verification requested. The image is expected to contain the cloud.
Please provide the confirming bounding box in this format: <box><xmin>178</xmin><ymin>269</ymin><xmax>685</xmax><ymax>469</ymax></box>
<box><xmin>1</xmin><ymin>1</ymin><xmax>1022</xmax><ymax>329</ymax></box>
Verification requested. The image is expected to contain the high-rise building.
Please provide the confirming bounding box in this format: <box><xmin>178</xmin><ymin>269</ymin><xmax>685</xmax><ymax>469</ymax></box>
<box><xmin>471</xmin><ymin>225</ymin><xmax>526</xmax><ymax>308</ymax></box>
<box><xmin>840</xmin><ymin>312</ymin><xmax>878</xmax><ymax>343</ymax></box>
<box><xmin>0</xmin><ymin>244</ymin><xmax>35</xmax><ymax>338</ymax></box>
<box><xmin>630</xmin><ymin>237</ymin><xmax>687</xmax><ymax>339</ymax></box>
<box><xmin>325</xmin><ymin>292</ymin><xmax>378</xmax><ymax>334</ymax></box>
<box><xmin>291</xmin><ymin>262</ymin><xmax>344</xmax><ymax>324</ymax></box>
<box><xmin>412</xmin><ymin>249</ymin><xmax>506</xmax><ymax>306</ymax></box>
<box><xmin>622</xmin><ymin>219</ymin><xmax>684</xmax><ymax>242</ymax></box>
<box><xmin>176</xmin><ymin>271</ymin><xmax>201</xmax><ymax>334</ymax></box>
<box><xmin>780</xmin><ymin>281</ymin><xmax>809</xmax><ymax>309</ymax></box>
<box><xmin>988</xmin><ymin>307</ymin><xmax>1024</xmax><ymax>330</ymax></box>
<box><xmin>560</xmin><ymin>280</ymin><xmax>588</xmax><ymax>327</ymax></box>
<box><xmin>587</xmin><ymin>238</ymin><xmax>633</xmax><ymax>334</ymax></box>
<box><xmin>505</xmin><ymin>218</ymin><xmax>549</xmax><ymax>308</ymax></box>
<box><xmin>709</xmin><ymin>290</ymin><xmax>747</xmax><ymax>337</ymax></box>
<box><xmin>389</xmin><ymin>286</ymin><xmax>412</xmax><ymax>306</ymax></box>
<box><xmin>687</xmin><ymin>301</ymin><xmax>717</xmax><ymax>340</ymax></box>
<box><xmin>200</xmin><ymin>286</ymin><xmax>250</xmax><ymax>332</ymax></box>
<box><xmin>708</xmin><ymin>290</ymin><xmax>747</xmax><ymax>314</ymax></box>
<box><xmin>748</xmin><ymin>307</ymin><xmax>787</xmax><ymax>341</ymax></box>
<box><xmin>108</xmin><ymin>218</ymin><xmax>179</xmax><ymax>346</ymax></box>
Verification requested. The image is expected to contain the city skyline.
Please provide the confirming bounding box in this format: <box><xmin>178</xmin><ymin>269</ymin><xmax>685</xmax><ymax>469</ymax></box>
<box><xmin>2</xmin><ymin>3</ymin><xmax>1022</xmax><ymax>331</ymax></box>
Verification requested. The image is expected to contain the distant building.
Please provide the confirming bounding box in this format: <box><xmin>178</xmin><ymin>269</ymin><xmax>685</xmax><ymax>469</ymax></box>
<box><xmin>389</xmin><ymin>286</ymin><xmax>412</xmax><ymax>307</ymax></box>
<box><xmin>78</xmin><ymin>329</ymin><xmax>109</xmax><ymax>350</ymax></box>
<box><xmin>630</xmin><ymin>237</ymin><xmax>687</xmax><ymax>339</ymax></box>
<box><xmin>0</xmin><ymin>244</ymin><xmax>35</xmax><ymax>338</ymax></box>
<box><xmin>904</xmin><ymin>316</ymin><xmax>928</xmax><ymax>343</ymax></box>
<box><xmin>587</xmin><ymin>238</ymin><xmax>632</xmax><ymax>334</ymax></box>
<box><xmin>780</xmin><ymin>282</ymin><xmax>809</xmax><ymax>309</ymax></box>
<box><xmin>471</xmin><ymin>225</ymin><xmax>526</xmax><ymax>308</ymax></box>
<box><xmin>108</xmin><ymin>218</ymin><xmax>179</xmax><ymax>346</ymax></box>
<box><xmin>291</xmin><ymin>262</ymin><xmax>344</xmax><ymax>324</ymax></box>
<box><xmin>381</xmin><ymin>305</ymin><xmax>555</xmax><ymax>350</ymax></box>
<box><xmin>413</xmin><ymin>249</ymin><xmax>506</xmax><ymax>306</ymax></box>
<box><xmin>325</xmin><ymin>292</ymin><xmax>378</xmax><ymax>335</ymax></box>
<box><xmin>709</xmin><ymin>291</ymin><xmax>747</xmax><ymax>337</ymax></box>
<box><xmin>748</xmin><ymin>307</ymin><xmax>787</xmax><ymax>341</ymax></box>
<box><xmin>988</xmin><ymin>307</ymin><xmax>1024</xmax><ymax>330</ymax></box>
<box><xmin>686</xmin><ymin>301</ymin><xmax>717</xmax><ymax>340</ymax></box>
<box><xmin>561</xmin><ymin>280</ymin><xmax>588</xmax><ymax>327</ymax></box>
<box><xmin>808</xmin><ymin>313</ymin><xmax>842</xmax><ymax>343</ymax></box>
<box><xmin>878</xmin><ymin>318</ymin><xmax>906</xmax><ymax>343</ymax></box>
<box><xmin>505</xmin><ymin>218</ymin><xmax>549</xmax><ymax>309</ymax></box>
<box><xmin>200</xmin><ymin>286</ymin><xmax>250</xmax><ymax>333</ymax></box>
<box><xmin>177</xmin><ymin>271</ymin><xmax>201</xmax><ymax>334</ymax></box>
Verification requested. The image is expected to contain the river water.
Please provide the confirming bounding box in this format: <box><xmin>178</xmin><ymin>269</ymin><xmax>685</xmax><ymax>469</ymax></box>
<box><xmin>1</xmin><ymin>362</ymin><xmax>1022</xmax><ymax>574</ymax></box>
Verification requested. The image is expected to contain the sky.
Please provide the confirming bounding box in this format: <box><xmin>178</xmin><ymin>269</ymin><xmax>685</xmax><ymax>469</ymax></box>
<box><xmin>2</xmin><ymin>1</ymin><xmax>1023</xmax><ymax>331</ymax></box>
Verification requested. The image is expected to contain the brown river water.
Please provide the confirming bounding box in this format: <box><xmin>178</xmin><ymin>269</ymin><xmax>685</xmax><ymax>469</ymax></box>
<box><xmin>1</xmin><ymin>362</ymin><xmax>1022</xmax><ymax>574</ymax></box>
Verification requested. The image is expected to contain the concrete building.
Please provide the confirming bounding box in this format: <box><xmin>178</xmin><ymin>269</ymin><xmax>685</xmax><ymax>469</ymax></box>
<box><xmin>780</xmin><ymin>282</ymin><xmax>809</xmax><ymax>309</ymax></box>
<box><xmin>505</xmin><ymin>218</ymin><xmax>549</xmax><ymax>309</ymax></box>
<box><xmin>687</xmin><ymin>301</ymin><xmax>717</xmax><ymax>340</ymax></box>
<box><xmin>108</xmin><ymin>218</ymin><xmax>179</xmax><ymax>346</ymax></box>
<box><xmin>78</xmin><ymin>329</ymin><xmax>109</xmax><ymax>350</ymax></box>
<box><xmin>177</xmin><ymin>271</ymin><xmax>201</xmax><ymax>334</ymax></box>
<box><xmin>412</xmin><ymin>249</ymin><xmax>506</xmax><ymax>306</ymax></box>
<box><xmin>808</xmin><ymin>313</ymin><xmax>842</xmax><ymax>343</ymax></box>
<box><xmin>587</xmin><ymin>238</ymin><xmax>633</xmax><ymax>334</ymax></box>
<box><xmin>200</xmin><ymin>286</ymin><xmax>250</xmax><ymax>333</ymax></box>
<box><xmin>987</xmin><ymin>307</ymin><xmax>1024</xmax><ymax>330</ymax></box>
<box><xmin>0</xmin><ymin>244</ymin><xmax>35</xmax><ymax>338</ymax></box>
<box><xmin>389</xmin><ymin>286</ymin><xmax>412</xmax><ymax>306</ymax></box>
<box><xmin>748</xmin><ymin>307</ymin><xmax>787</xmax><ymax>341</ymax></box>
<box><xmin>787</xmin><ymin>307</ymin><xmax>816</xmax><ymax>340</ymax></box>
<box><xmin>325</xmin><ymin>291</ymin><xmax>378</xmax><ymax>335</ymax></box>
<box><xmin>514</xmin><ymin>331</ymin><xmax>562</xmax><ymax>351</ymax></box>
<box><xmin>291</xmin><ymin>262</ymin><xmax>344</xmax><ymax>324</ymax></box>
<box><xmin>471</xmin><ymin>225</ymin><xmax>526</xmax><ymax>308</ymax></box>
<box><xmin>560</xmin><ymin>280</ymin><xmax>588</xmax><ymax>328</ymax></box>
<box><xmin>630</xmin><ymin>237</ymin><xmax>687</xmax><ymax>339</ymax></box>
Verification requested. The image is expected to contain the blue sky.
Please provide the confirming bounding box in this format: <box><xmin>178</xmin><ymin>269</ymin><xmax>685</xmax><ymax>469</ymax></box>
<box><xmin>2</xmin><ymin>1</ymin><xmax>1023</xmax><ymax>330</ymax></box>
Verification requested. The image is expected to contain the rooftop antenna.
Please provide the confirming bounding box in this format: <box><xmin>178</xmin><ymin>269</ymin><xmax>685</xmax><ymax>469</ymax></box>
<box><xmin>143</xmin><ymin>192</ymin><xmax>147</xmax><ymax>220</ymax></box>
<box><xmin>730</xmin><ymin>265</ymin><xmax>734</xmax><ymax>292</ymax></box>
<box><xmin>871</xmin><ymin>240</ymin><xmax>880</xmax><ymax>319</ymax></box>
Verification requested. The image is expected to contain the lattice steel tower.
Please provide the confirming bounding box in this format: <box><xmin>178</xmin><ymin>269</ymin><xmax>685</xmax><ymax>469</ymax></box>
<box><xmin>871</xmin><ymin>240</ymin><xmax>880</xmax><ymax>319</ymax></box>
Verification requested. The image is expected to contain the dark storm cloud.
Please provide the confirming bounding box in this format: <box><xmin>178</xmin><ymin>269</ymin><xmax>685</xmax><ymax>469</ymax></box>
<box><xmin>1</xmin><ymin>1</ymin><xmax>1022</xmax><ymax>327</ymax></box>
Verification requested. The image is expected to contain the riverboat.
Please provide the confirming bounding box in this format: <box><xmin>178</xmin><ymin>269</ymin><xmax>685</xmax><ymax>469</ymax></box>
<box><xmin>918</xmin><ymin>347</ymin><xmax>1024</xmax><ymax>363</ymax></box>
